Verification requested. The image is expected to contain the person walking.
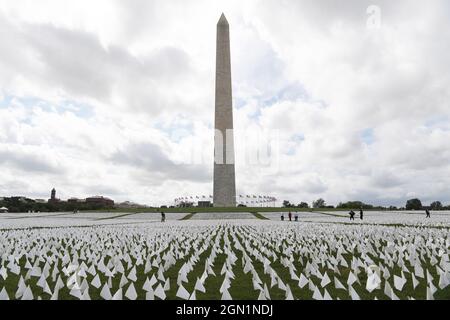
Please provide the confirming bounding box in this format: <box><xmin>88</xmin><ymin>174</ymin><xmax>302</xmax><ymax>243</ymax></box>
<box><xmin>349</xmin><ymin>210</ymin><xmax>355</xmax><ymax>221</ymax></box>
<box><xmin>288</xmin><ymin>211</ymin><xmax>292</xmax><ymax>222</ymax></box>
<box><xmin>359</xmin><ymin>209</ymin><xmax>364</xmax><ymax>220</ymax></box>
<box><xmin>295</xmin><ymin>214</ymin><xmax>298</xmax><ymax>222</ymax></box>
<box><xmin>161</xmin><ymin>211</ymin><xmax>166</xmax><ymax>222</ymax></box>
<box><xmin>426</xmin><ymin>209</ymin><xmax>431</xmax><ymax>218</ymax></box>
<box><xmin>281</xmin><ymin>214</ymin><xmax>285</xmax><ymax>221</ymax></box>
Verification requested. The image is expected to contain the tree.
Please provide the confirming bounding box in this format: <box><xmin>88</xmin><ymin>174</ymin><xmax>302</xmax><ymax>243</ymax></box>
<box><xmin>298</xmin><ymin>202</ymin><xmax>309</xmax><ymax>208</ymax></box>
<box><xmin>405</xmin><ymin>198</ymin><xmax>422</xmax><ymax>210</ymax></box>
<box><xmin>337</xmin><ymin>201</ymin><xmax>374</xmax><ymax>209</ymax></box>
<box><xmin>312</xmin><ymin>198</ymin><xmax>326</xmax><ymax>208</ymax></box>
<box><xmin>430</xmin><ymin>201</ymin><xmax>442</xmax><ymax>210</ymax></box>
<box><xmin>282</xmin><ymin>200</ymin><xmax>291</xmax><ymax>208</ymax></box>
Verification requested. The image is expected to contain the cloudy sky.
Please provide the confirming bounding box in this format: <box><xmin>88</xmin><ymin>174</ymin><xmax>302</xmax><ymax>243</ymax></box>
<box><xmin>0</xmin><ymin>0</ymin><xmax>449</xmax><ymax>207</ymax></box>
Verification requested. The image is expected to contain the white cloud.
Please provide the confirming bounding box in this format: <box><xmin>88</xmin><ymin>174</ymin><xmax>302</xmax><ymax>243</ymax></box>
<box><xmin>0</xmin><ymin>0</ymin><xmax>449</xmax><ymax>206</ymax></box>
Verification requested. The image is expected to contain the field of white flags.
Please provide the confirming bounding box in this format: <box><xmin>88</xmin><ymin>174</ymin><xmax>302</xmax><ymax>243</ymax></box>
<box><xmin>0</xmin><ymin>214</ymin><xmax>449</xmax><ymax>300</ymax></box>
<box><xmin>261</xmin><ymin>210</ymin><xmax>450</xmax><ymax>228</ymax></box>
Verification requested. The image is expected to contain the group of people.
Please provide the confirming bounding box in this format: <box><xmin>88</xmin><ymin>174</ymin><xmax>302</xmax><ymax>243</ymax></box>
<box><xmin>281</xmin><ymin>212</ymin><xmax>299</xmax><ymax>222</ymax></box>
<box><xmin>349</xmin><ymin>209</ymin><xmax>364</xmax><ymax>220</ymax></box>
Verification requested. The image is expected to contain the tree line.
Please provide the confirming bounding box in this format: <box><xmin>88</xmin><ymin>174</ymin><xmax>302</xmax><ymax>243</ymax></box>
<box><xmin>0</xmin><ymin>197</ymin><xmax>114</xmax><ymax>213</ymax></box>
<box><xmin>282</xmin><ymin>198</ymin><xmax>450</xmax><ymax>210</ymax></box>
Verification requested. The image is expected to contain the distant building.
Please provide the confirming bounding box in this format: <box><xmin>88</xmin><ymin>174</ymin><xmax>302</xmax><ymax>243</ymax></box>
<box><xmin>68</xmin><ymin>198</ymin><xmax>86</xmax><ymax>203</ymax></box>
<box><xmin>48</xmin><ymin>188</ymin><xmax>60</xmax><ymax>203</ymax></box>
<box><xmin>197</xmin><ymin>201</ymin><xmax>212</xmax><ymax>207</ymax></box>
<box><xmin>116</xmin><ymin>201</ymin><xmax>146</xmax><ymax>209</ymax></box>
<box><xmin>0</xmin><ymin>207</ymin><xmax>8</xmax><ymax>213</ymax></box>
<box><xmin>86</xmin><ymin>196</ymin><xmax>114</xmax><ymax>207</ymax></box>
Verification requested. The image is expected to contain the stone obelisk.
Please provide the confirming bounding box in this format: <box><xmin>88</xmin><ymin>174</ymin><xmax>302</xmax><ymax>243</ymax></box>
<box><xmin>213</xmin><ymin>13</ymin><xmax>236</xmax><ymax>207</ymax></box>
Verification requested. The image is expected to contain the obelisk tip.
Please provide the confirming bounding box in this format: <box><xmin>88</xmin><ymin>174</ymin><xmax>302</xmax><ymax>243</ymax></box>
<box><xmin>218</xmin><ymin>13</ymin><xmax>228</xmax><ymax>26</ymax></box>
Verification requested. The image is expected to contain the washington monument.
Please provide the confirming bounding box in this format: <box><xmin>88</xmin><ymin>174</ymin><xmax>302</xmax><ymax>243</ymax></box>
<box><xmin>213</xmin><ymin>13</ymin><xmax>236</xmax><ymax>207</ymax></box>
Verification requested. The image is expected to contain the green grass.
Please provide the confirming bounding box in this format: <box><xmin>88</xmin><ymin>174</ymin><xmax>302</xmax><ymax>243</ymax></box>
<box><xmin>82</xmin><ymin>207</ymin><xmax>442</xmax><ymax>215</ymax></box>
<box><xmin>314</xmin><ymin>211</ymin><xmax>346</xmax><ymax>217</ymax></box>
<box><xmin>82</xmin><ymin>207</ymin><xmax>317</xmax><ymax>214</ymax></box>
<box><xmin>94</xmin><ymin>212</ymin><xmax>140</xmax><ymax>221</ymax></box>
<box><xmin>180</xmin><ymin>212</ymin><xmax>197</xmax><ymax>220</ymax></box>
<box><xmin>251</xmin><ymin>212</ymin><xmax>270</xmax><ymax>220</ymax></box>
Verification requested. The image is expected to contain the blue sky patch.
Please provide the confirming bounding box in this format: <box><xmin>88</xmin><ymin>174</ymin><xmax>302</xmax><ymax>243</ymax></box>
<box><xmin>361</xmin><ymin>128</ymin><xmax>375</xmax><ymax>145</ymax></box>
<box><xmin>0</xmin><ymin>94</ymin><xmax>94</xmax><ymax>118</ymax></box>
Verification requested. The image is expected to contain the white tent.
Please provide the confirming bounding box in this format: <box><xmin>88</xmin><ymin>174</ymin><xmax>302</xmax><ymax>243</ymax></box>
<box><xmin>0</xmin><ymin>207</ymin><xmax>8</xmax><ymax>213</ymax></box>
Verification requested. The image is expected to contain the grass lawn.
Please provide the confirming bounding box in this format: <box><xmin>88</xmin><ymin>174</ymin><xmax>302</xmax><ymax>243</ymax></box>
<box><xmin>81</xmin><ymin>207</ymin><xmax>362</xmax><ymax>214</ymax></box>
